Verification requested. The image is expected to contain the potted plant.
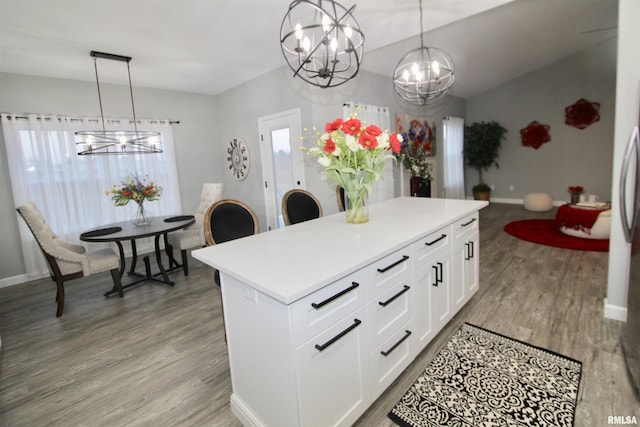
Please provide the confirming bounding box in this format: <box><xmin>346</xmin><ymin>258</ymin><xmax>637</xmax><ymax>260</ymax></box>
<box><xmin>463</xmin><ymin>121</ymin><xmax>507</xmax><ymax>201</ymax></box>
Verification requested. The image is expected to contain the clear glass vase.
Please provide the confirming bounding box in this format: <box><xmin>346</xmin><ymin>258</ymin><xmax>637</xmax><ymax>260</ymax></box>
<box><xmin>345</xmin><ymin>189</ymin><xmax>369</xmax><ymax>224</ymax></box>
<box><xmin>131</xmin><ymin>201</ymin><xmax>153</xmax><ymax>226</ymax></box>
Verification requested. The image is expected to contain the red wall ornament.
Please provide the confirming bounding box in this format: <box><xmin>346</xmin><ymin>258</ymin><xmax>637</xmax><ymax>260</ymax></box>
<box><xmin>565</xmin><ymin>98</ymin><xmax>600</xmax><ymax>129</ymax></box>
<box><xmin>520</xmin><ymin>121</ymin><xmax>551</xmax><ymax>149</ymax></box>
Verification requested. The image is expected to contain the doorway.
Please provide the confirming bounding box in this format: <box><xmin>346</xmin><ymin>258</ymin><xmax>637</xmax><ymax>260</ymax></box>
<box><xmin>258</xmin><ymin>108</ymin><xmax>304</xmax><ymax>231</ymax></box>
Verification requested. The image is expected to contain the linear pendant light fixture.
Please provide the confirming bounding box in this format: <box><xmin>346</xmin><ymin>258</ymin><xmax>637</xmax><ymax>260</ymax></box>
<box><xmin>75</xmin><ymin>51</ymin><xmax>162</xmax><ymax>155</ymax></box>
<box><xmin>392</xmin><ymin>0</ymin><xmax>455</xmax><ymax>105</ymax></box>
<box><xmin>280</xmin><ymin>0</ymin><xmax>365</xmax><ymax>88</ymax></box>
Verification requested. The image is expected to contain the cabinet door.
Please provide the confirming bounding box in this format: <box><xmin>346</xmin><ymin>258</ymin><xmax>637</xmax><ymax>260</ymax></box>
<box><xmin>295</xmin><ymin>307</ymin><xmax>371</xmax><ymax>427</ymax></box>
<box><xmin>453</xmin><ymin>230</ymin><xmax>479</xmax><ymax>312</ymax></box>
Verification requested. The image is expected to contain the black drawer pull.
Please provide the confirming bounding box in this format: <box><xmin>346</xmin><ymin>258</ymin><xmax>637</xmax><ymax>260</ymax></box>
<box><xmin>461</xmin><ymin>218</ymin><xmax>477</xmax><ymax>227</ymax></box>
<box><xmin>311</xmin><ymin>282</ymin><xmax>360</xmax><ymax>309</ymax></box>
<box><xmin>425</xmin><ymin>234</ymin><xmax>447</xmax><ymax>246</ymax></box>
<box><xmin>378</xmin><ymin>285</ymin><xmax>411</xmax><ymax>307</ymax></box>
<box><xmin>315</xmin><ymin>319</ymin><xmax>362</xmax><ymax>352</ymax></box>
<box><xmin>381</xmin><ymin>330</ymin><xmax>412</xmax><ymax>356</ymax></box>
<box><xmin>465</xmin><ymin>241</ymin><xmax>475</xmax><ymax>260</ymax></box>
<box><xmin>377</xmin><ymin>255</ymin><xmax>410</xmax><ymax>273</ymax></box>
<box><xmin>437</xmin><ymin>262</ymin><xmax>443</xmax><ymax>283</ymax></box>
<box><xmin>432</xmin><ymin>265</ymin><xmax>439</xmax><ymax>287</ymax></box>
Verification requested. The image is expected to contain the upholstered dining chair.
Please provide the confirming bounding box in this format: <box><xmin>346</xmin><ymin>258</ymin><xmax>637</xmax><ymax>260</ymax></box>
<box><xmin>16</xmin><ymin>202</ymin><xmax>123</xmax><ymax>317</ymax></box>
<box><xmin>282</xmin><ymin>189</ymin><xmax>323</xmax><ymax>226</ymax></box>
<box><xmin>204</xmin><ymin>199</ymin><xmax>259</xmax><ymax>286</ymax></box>
<box><xmin>166</xmin><ymin>183</ymin><xmax>224</xmax><ymax>275</ymax></box>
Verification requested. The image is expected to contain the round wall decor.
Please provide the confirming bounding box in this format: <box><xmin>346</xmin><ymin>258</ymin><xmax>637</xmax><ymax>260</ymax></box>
<box><xmin>226</xmin><ymin>137</ymin><xmax>250</xmax><ymax>180</ymax></box>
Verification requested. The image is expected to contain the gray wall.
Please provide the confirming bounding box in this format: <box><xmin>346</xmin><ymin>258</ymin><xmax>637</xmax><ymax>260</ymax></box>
<box><xmin>0</xmin><ymin>67</ymin><xmax>465</xmax><ymax>283</ymax></box>
<box><xmin>466</xmin><ymin>38</ymin><xmax>617</xmax><ymax>203</ymax></box>
<box><xmin>0</xmin><ymin>72</ymin><xmax>221</xmax><ymax>280</ymax></box>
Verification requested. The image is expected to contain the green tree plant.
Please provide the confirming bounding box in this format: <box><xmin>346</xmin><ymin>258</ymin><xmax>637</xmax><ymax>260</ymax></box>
<box><xmin>463</xmin><ymin>121</ymin><xmax>507</xmax><ymax>196</ymax></box>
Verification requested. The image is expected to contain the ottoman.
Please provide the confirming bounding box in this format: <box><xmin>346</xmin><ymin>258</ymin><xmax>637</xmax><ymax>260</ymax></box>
<box><xmin>524</xmin><ymin>193</ymin><xmax>553</xmax><ymax>212</ymax></box>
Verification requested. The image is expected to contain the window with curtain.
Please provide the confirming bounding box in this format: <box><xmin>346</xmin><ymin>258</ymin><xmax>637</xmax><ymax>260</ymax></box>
<box><xmin>2</xmin><ymin>114</ymin><xmax>182</xmax><ymax>279</ymax></box>
<box><xmin>442</xmin><ymin>116</ymin><xmax>466</xmax><ymax>199</ymax></box>
<box><xmin>342</xmin><ymin>102</ymin><xmax>394</xmax><ymax>203</ymax></box>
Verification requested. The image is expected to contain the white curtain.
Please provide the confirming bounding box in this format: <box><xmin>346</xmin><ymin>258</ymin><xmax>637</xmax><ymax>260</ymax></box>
<box><xmin>442</xmin><ymin>117</ymin><xmax>466</xmax><ymax>199</ymax></box>
<box><xmin>2</xmin><ymin>114</ymin><xmax>182</xmax><ymax>279</ymax></box>
<box><xmin>342</xmin><ymin>102</ymin><xmax>394</xmax><ymax>203</ymax></box>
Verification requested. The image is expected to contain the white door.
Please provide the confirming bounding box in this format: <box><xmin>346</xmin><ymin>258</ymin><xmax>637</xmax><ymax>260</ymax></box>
<box><xmin>258</xmin><ymin>108</ymin><xmax>305</xmax><ymax>231</ymax></box>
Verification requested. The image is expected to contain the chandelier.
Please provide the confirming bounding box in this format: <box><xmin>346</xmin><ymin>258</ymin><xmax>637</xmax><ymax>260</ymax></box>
<box><xmin>280</xmin><ymin>0</ymin><xmax>365</xmax><ymax>88</ymax></box>
<box><xmin>75</xmin><ymin>51</ymin><xmax>162</xmax><ymax>155</ymax></box>
<box><xmin>392</xmin><ymin>0</ymin><xmax>455</xmax><ymax>105</ymax></box>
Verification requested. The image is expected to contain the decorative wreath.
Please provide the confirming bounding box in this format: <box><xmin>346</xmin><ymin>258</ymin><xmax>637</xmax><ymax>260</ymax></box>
<box><xmin>565</xmin><ymin>98</ymin><xmax>600</xmax><ymax>130</ymax></box>
<box><xmin>520</xmin><ymin>121</ymin><xmax>551</xmax><ymax>149</ymax></box>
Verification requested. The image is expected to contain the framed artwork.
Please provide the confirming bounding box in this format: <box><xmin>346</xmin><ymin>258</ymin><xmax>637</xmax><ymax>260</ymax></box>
<box><xmin>394</xmin><ymin>114</ymin><xmax>436</xmax><ymax>156</ymax></box>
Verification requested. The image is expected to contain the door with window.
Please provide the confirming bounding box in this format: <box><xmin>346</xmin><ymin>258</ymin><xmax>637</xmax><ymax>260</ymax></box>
<box><xmin>259</xmin><ymin>108</ymin><xmax>305</xmax><ymax>231</ymax></box>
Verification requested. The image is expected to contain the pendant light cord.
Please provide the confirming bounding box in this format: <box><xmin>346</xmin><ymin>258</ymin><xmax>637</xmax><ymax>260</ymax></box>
<box><xmin>92</xmin><ymin>56</ymin><xmax>107</xmax><ymax>135</ymax></box>
<box><xmin>419</xmin><ymin>0</ymin><xmax>424</xmax><ymax>49</ymax></box>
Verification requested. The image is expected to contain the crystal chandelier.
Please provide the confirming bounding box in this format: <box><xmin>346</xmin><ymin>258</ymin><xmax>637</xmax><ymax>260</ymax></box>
<box><xmin>280</xmin><ymin>0</ymin><xmax>365</xmax><ymax>88</ymax></box>
<box><xmin>392</xmin><ymin>0</ymin><xmax>455</xmax><ymax>105</ymax></box>
<box><xmin>75</xmin><ymin>51</ymin><xmax>162</xmax><ymax>155</ymax></box>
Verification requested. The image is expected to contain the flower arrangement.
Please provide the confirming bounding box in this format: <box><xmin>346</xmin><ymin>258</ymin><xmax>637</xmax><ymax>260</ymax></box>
<box><xmin>568</xmin><ymin>185</ymin><xmax>584</xmax><ymax>196</ymax></box>
<box><xmin>304</xmin><ymin>116</ymin><xmax>402</xmax><ymax>223</ymax></box>
<box><xmin>568</xmin><ymin>185</ymin><xmax>584</xmax><ymax>204</ymax></box>
<box><xmin>394</xmin><ymin>119</ymin><xmax>435</xmax><ymax>181</ymax></box>
<box><xmin>107</xmin><ymin>173</ymin><xmax>162</xmax><ymax>206</ymax></box>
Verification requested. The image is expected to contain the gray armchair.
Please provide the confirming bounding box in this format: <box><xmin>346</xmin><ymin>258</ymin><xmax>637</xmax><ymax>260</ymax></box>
<box><xmin>16</xmin><ymin>201</ymin><xmax>123</xmax><ymax>317</ymax></box>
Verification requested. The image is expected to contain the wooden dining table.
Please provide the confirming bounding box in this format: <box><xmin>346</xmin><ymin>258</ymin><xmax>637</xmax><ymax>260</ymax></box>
<box><xmin>80</xmin><ymin>215</ymin><xmax>195</xmax><ymax>296</ymax></box>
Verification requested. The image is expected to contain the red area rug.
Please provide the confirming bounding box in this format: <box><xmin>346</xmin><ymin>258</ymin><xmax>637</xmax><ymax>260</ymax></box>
<box><xmin>504</xmin><ymin>219</ymin><xmax>609</xmax><ymax>252</ymax></box>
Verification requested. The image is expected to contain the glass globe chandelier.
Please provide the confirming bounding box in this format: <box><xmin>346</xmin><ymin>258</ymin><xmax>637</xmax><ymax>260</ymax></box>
<box><xmin>392</xmin><ymin>0</ymin><xmax>455</xmax><ymax>105</ymax></box>
<box><xmin>280</xmin><ymin>0</ymin><xmax>365</xmax><ymax>88</ymax></box>
<box><xmin>75</xmin><ymin>51</ymin><xmax>162</xmax><ymax>155</ymax></box>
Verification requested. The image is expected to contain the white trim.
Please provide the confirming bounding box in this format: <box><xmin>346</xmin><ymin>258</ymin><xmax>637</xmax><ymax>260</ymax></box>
<box><xmin>0</xmin><ymin>273</ymin><xmax>44</xmax><ymax>288</ymax></box>
<box><xmin>604</xmin><ymin>298</ymin><xmax>628</xmax><ymax>321</ymax></box>
<box><xmin>466</xmin><ymin>197</ymin><xmax>568</xmax><ymax>206</ymax></box>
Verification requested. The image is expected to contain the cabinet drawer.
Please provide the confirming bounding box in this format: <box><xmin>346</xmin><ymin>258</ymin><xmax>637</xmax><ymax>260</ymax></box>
<box><xmin>367</xmin><ymin>248</ymin><xmax>412</xmax><ymax>301</ymax></box>
<box><xmin>295</xmin><ymin>307</ymin><xmax>371</xmax><ymax>427</ymax></box>
<box><xmin>292</xmin><ymin>271</ymin><xmax>367</xmax><ymax>347</ymax></box>
<box><xmin>453</xmin><ymin>212</ymin><xmax>479</xmax><ymax>239</ymax></box>
<box><xmin>368</xmin><ymin>283</ymin><xmax>413</xmax><ymax>350</ymax></box>
<box><xmin>413</xmin><ymin>225</ymin><xmax>451</xmax><ymax>264</ymax></box>
<box><xmin>370</xmin><ymin>321</ymin><xmax>414</xmax><ymax>399</ymax></box>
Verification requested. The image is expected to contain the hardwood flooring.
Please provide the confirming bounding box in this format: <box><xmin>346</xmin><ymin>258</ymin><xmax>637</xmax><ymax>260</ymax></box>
<box><xmin>0</xmin><ymin>203</ymin><xmax>638</xmax><ymax>426</ymax></box>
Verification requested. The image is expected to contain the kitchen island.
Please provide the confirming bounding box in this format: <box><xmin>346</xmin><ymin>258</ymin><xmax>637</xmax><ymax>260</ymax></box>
<box><xmin>193</xmin><ymin>197</ymin><xmax>488</xmax><ymax>427</ymax></box>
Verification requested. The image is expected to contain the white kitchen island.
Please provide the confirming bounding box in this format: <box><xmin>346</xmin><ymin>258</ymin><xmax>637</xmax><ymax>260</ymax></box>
<box><xmin>193</xmin><ymin>197</ymin><xmax>488</xmax><ymax>427</ymax></box>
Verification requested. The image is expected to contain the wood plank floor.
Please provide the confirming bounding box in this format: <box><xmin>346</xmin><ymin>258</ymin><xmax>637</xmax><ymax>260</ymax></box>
<box><xmin>0</xmin><ymin>203</ymin><xmax>638</xmax><ymax>426</ymax></box>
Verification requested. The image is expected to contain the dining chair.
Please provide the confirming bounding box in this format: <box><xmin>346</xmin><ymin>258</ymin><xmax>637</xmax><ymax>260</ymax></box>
<box><xmin>204</xmin><ymin>199</ymin><xmax>259</xmax><ymax>286</ymax></box>
<box><xmin>282</xmin><ymin>189</ymin><xmax>323</xmax><ymax>226</ymax></box>
<box><xmin>16</xmin><ymin>201</ymin><xmax>123</xmax><ymax>317</ymax></box>
<box><xmin>166</xmin><ymin>183</ymin><xmax>224</xmax><ymax>275</ymax></box>
<box><xmin>336</xmin><ymin>186</ymin><xmax>346</xmax><ymax>212</ymax></box>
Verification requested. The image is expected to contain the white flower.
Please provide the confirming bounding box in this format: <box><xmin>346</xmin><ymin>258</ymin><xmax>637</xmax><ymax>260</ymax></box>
<box><xmin>309</xmin><ymin>147</ymin><xmax>321</xmax><ymax>155</ymax></box>
<box><xmin>345</xmin><ymin>134</ymin><xmax>360</xmax><ymax>152</ymax></box>
<box><xmin>377</xmin><ymin>134</ymin><xmax>390</xmax><ymax>150</ymax></box>
<box><xmin>332</xmin><ymin>145</ymin><xmax>342</xmax><ymax>156</ymax></box>
<box><xmin>318</xmin><ymin>156</ymin><xmax>331</xmax><ymax>167</ymax></box>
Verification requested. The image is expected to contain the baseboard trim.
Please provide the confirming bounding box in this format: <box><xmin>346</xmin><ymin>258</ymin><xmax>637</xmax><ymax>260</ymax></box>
<box><xmin>604</xmin><ymin>298</ymin><xmax>627</xmax><ymax>321</ymax></box>
<box><xmin>0</xmin><ymin>273</ymin><xmax>44</xmax><ymax>289</ymax></box>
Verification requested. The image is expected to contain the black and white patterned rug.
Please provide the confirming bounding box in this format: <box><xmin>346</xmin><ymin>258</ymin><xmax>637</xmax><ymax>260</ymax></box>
<box><xmin>388</xmin><ymin>323</ymin><xmax>582</xmax><ymax>427</ymax></box>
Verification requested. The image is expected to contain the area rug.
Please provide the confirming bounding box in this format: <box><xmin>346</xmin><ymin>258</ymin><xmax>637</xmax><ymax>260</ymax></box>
<box><xmin>504</xmin><ymin>219</ymin><xmax>609</xmax><ymax>252</ymax></box>
<box><xmin>388</xmin><ymin>323</ymin><xmax>582</xmax><ymax>427</ymax></box>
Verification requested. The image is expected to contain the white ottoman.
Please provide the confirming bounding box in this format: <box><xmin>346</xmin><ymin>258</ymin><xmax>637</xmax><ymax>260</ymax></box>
<box><xmin>524</xmin><ymin>193</ymin><xmax>553</xmax><ymax>212</ymax></box>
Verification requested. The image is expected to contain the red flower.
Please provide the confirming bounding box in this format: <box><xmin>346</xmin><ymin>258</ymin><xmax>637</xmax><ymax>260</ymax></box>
<box><xmin>342</xmin><ymin>118</ymin><xmax>362</xmax><ymax>136</ymax></box>
<box><xmin>325</xmin><ymin>118</ymin><xmax>343</xmax><ymax>133</ymax></box>
<box><xmin>390</xmin><ymin>133</ymin><xmax>402</xmax><ymax>154</ymax></box>
<box><xmin>568</xmin><ymin>186</ymin><xmax>584</xmax><ymax>194</ymax></box>
<box><xmin>323</xmin><ymin>138</ymin><xmax>336</xmax><ymax>154</ymax></box>
<box><xmin>358</xmin><ymin>131</ymin><xmax>378</xmax><ymax>149</ymax></box>
<box><xmin>365</xmin><ymin>124</ymin><xmax>382</xmax><ymax>137</ymax></box>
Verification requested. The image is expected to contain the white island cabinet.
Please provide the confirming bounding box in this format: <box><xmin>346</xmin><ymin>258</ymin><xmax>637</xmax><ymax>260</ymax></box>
<box><xmin>192</xmin><ymin>197</ymin><xmax>488</xmax><ymax>427</ymax></box>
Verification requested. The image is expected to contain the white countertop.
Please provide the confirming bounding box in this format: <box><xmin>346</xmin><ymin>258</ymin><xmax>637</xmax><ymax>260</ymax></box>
<box><xmin>192</xmin><ymin>197</ymin><xmax>488</xmax><ymax>305</ymax></box>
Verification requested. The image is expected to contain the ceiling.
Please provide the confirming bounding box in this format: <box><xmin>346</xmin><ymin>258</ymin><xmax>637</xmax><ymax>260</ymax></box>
<box><xmin>0</xmin><ymin>0</ymin><xmax>618</xmax><ymax>99</ymax></box>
